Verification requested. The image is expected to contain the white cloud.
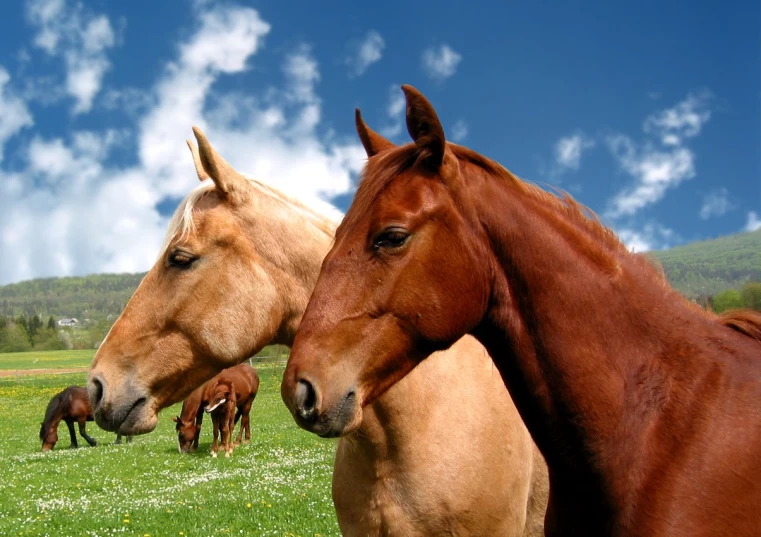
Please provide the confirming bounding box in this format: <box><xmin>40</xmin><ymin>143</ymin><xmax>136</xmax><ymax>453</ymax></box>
<box><xmin>699</xmin><ymin>188</ymin><xmax>733</xmax><ymax>220</ymax></box>
<box><xmin>606</xmin><ymin>93</ymin><xmax>711</xmax><ymax>218</ymax></box>
<box><xmin>450</xmin><ymin>120</ymin><xmax>468</xmax><ymax>142</ymax></box>
<box><xmin>0</xmin><ymin>68</ymin><xmax>34</xmax><ymax>162</ymax></box>
<box><xmin>554</xmin><ymin>133</ymin><xmax>594</xmax><ymax>172</ymax></box>
<box><xmin>25</xmin><ymin>0</ymin><xmax>117</xmax><ymax>114</ymax></box>
<box><xmin>345</xmin><ymin>31</ymin><xmax>384</xmax><ymax>77</ymax></box>
<box><xmin>422</xmin><ymin>44</ymin><xmax>462</xmax><ymax>81</ymax></box>
<box><xmin>379</xmin><ymin>84</ymin><xmax>405</xmax><ymax>139</ymax></box>
<box><xmin>644</xmin><ymin>92</ymin><xmax>711</xmax><ymax>146</ymax></box>
<box><xmin>0</xmin><ymin>3</ymin><xmax>365</xmax><ymax>285</ymax></box>
<box><xmin>616</xmin><ymin>223</ymin><xmax>676</xmax><ymax>253</ymax></box>
<box><xmin>746</xmin><ymin>212</ymin><xmax>761</xmax><ymax>232</ymax></box>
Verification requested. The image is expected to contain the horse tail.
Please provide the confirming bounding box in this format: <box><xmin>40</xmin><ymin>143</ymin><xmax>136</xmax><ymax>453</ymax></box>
<box><xmin>719</xmin><ymin>309</ymin><xmax>761</xmax><ymax>343</ymax></box>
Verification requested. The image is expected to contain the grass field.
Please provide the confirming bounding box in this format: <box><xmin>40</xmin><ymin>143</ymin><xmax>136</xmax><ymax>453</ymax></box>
<box><xmin>0</xmin><ymin>364</ymin><xmax>339</xmax><ymax>537</ymax></box>
<box><xmin>0</xmin><ymin>349</ymin><xmax>95</xmax><ymax>371</ymax></box>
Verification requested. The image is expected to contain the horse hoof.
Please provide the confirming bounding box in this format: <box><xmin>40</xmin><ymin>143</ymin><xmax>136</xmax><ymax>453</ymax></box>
<box><xmin>243</xmin><ymin>439</ymin><xmax>250</xmax><ymax>445</ymax></box>
<box><xmin>225</xmin><ymin>452</ymin><xmax>231</xmax><ymax>458</ymax></box>
<box><xmin>211</xmin><ymin>452</ymin><xmax>218</xmax><ymax>458</ymax></box>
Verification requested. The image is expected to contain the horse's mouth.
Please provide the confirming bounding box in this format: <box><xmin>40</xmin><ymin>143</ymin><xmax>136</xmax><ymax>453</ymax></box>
<box><xmin>113</xmin><ymin>397</ymin><xmax>156</xmax><ymax>435</ymax></box>
<box><xmin>316</xmin><ymin>391</ymin><xmax>358</xmax><ymax>438</ymax></box>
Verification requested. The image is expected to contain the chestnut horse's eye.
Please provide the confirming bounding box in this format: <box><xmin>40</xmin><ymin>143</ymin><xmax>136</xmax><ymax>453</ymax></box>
<box><xmin>373</xmin><ymin>229</ymin><xmax>409</xmax><ymax>250</ymax></box>
<box><xmin>169</xmin><ymin>251</ymin><xmax>197</xmax><ymax>268</ymax></box>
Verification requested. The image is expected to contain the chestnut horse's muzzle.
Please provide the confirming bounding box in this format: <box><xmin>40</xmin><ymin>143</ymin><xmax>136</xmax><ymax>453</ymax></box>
<box><xmin>283</xmin><ymin>376</ymin><xmax>358</xmax><ymax>438</ymax></box>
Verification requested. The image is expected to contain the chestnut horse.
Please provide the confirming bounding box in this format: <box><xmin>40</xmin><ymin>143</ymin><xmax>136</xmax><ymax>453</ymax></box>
<box><xmin>202</xmin><ymin>363</ymin><xmax>259</xmax><ymax>457</ymax></box>
<box><xmin>172</xmin><ymin>382</ymin><xmax>207</xmax><ymax>453</ymax></box>
<box><xmin>40</xmin><ymin>386</ymin><xmax>130</xmax><ymax>451</ymax></box>
<box><xmin>88</xmin><ymin>127</ymin><xmax>548</xmax><ymax>535</ymax></box>
<box><xmin>282</xmin><ymin>85</ymin><xmax>761</xmax><ymax>537</ymax></box>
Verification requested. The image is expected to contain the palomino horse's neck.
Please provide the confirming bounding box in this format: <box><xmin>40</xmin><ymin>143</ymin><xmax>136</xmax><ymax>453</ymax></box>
<box><xmin>466</xmin><ymin>168</ymin><xmax>720</xmax><ymax>510</ymax></box>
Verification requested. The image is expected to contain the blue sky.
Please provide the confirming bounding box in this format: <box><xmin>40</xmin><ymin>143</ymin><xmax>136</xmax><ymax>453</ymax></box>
<box><xmin>0</xmin><ymin>0</ymin><xmax>758</xmax><ymax>285</ymax></box>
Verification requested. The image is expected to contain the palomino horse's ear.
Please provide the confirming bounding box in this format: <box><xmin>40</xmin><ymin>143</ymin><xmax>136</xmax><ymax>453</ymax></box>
<box><xmin>186</xmin><ymin>140</ymin><xmax>210</xmax><ymax>181</ymax></box>
<box><xmin>191</xmin><ymin>126</ymin><xmax>248</xmax><ymax>200</ymax></box>
<box><xmin>401</xmin><ymin>85</ymin><xmax>445</xmax><ymax>169</ymax></box>
<box><xmin>355</xmin><ymin>108</ymin><xmax>396</xmax><ymax>157</ymax></box>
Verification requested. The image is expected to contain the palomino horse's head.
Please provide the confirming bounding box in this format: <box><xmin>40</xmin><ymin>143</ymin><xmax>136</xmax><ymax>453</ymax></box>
<box><xmin>172</xmin><ymin>415</ymin><xmax>200</xmax><ymax>453</ymax></box>
<box><xmin>89</xmin><ymin>127</ymin><xmax>331</xmax><ymax>435</ymax></box>
<box><xmin>282</xmin><ymin>87</ymin><xmax>492</xmax><ymax>437</ymax></box>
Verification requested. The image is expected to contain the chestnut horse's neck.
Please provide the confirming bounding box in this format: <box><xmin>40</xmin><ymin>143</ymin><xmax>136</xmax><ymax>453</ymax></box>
<box><xmin>463</xmin><ymin>162</ymin><xmax>756</xmax><ymax>522</ymax></box>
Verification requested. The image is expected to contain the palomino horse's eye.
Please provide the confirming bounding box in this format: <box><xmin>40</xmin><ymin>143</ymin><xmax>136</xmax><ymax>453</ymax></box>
<box><xmin>169</xmin><ymin>251</ymin><xmax>197</xmax><ymax>268</ymax></box>
<box><xmin>373</xmin><ymin>229</ymin><xmax>409</xmax><ymax>250</ymax></box>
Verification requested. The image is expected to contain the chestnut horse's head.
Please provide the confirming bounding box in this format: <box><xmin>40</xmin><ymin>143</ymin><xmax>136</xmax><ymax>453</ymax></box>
<box><xmin>88</xmin><ymin>127</ymin><xmax>335</xmax><ymax>436</ymax></box>
<box><xmin>172</xmin><ymin>415</ymin><xmax>200</xmax><ymax>453</ymax></box>
<box><xmin>282</xmin><ymin>87</ymin><xmax>492</xmax><ymax>437</ymax></box>
<box><xmin>204</xmin><ymin>381</ymin><xmax>234</xmax><ymax>414</ymax></box>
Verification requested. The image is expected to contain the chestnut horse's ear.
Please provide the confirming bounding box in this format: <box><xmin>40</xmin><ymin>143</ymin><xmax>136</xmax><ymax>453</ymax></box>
<box><xmin>191</xmin><ymin>126</ymin><xmax>249</xmax><ymax>201</ymax></box>
<box><xmin>355</xmin><ymin>108</ymin><xmax>395</xmax><ymax>157</ymax></box>
<box><xmin>186</xmin><ymin>140</ymin><xmax>210</xmax><ymax>181</ymax></box>
<box><xmin>401</xmin><ymin>85</ymin><xmax>446</xmax><ymax>169</ymax></box>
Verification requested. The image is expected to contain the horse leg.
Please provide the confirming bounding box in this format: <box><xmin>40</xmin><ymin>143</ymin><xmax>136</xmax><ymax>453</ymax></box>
<box><xmin>237</xmin><ymin>398</ymin><xmax>253</xmax><ymax>445</ymax></box>
<box><xmin>243</xmin><ymin>397</ymin><xmax>254</xmax><ymax>444</ymax></box>
<box><xmin>126</xmin><ymin>435</ymin><xmax>132</xmax><ymax>444</ymax></box>
<box><xmin>115</xmin><ymin>433</ymin><xmax>122</xmax><ymax>444</ymax></box>
<box><xmin>211</xmin><ymin>416</ymin><xmax>219</xmax><ymax>458</ymax></box>
<box><xmin>66</xmin><ymin>420</ymin><xmax>77</xmax><ymax>449</ymax></box>
<box><xmin>78</xmin><ymin>419</ymin><xmax>97</xmax><ymax>447</ymax></box>
<box><xmin>221</xmin><ymin>415</ymin><xmax>231</xmax><ymax>458</ymax></box>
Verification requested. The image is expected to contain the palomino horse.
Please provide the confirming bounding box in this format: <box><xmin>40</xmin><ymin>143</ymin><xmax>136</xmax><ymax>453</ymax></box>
<box><xmin>203</xmin><ymin>363</ymin><xmax>259</xmax><ymax>457</ymax></box>
<box><xmin>173</xmin><ymin>382</ymin><xmax>207</xmax><ymax>453</ymax></box>
<box><xmin>40</xmin><ymin>386</ymin><xmax>130</xmax><ymax>451</ymax></box>
<box><xmin>282</xmin><ymin>85</ymin><xmax>761</xmax><ymax>536</ymax></box>
<box><xmin>88</xmin><ymin>127</ymin><xmax>548</xmax><ymax>535</ymax></box>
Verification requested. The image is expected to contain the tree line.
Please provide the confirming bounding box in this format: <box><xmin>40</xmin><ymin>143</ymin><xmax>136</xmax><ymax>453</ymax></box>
<box><xmin>0</xmin><ymin>314</ymin><xmax>113</xmax><ymax>353</ymax></box>
<box><xmin>695</xmin><ymin>282</ymin><xmax>761</xmax><ymax>314</ymax></box>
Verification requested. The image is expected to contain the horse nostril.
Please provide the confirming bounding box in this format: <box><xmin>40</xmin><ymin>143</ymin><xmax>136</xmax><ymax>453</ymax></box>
<box><xmin>295</xmin><ymin>379</ymin><xmax>317</xmax><ymax>422</ymax></box>
<box><xmin>90</xmin><ymin>377</ymin><xmax>104</xmax><ymax>408</ymax></box>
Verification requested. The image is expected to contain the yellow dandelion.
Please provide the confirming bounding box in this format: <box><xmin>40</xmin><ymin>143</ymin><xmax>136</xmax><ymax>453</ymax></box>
<box><xmin>246</xmin><ymin>503</ymin><xmax>252</xmax><ymax>508</ymax></box>
<box><xmin>123</xmin><ymin>520</ymin><xmax>130</xmax><ymax>524</ymax></box>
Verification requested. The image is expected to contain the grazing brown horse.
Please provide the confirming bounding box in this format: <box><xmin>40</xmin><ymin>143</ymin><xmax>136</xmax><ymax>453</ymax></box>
<box><xmin>172</xmin><ymin>382</ymin><xmax>208</xmax><ymax>453</ymax></box>
<box><xmin>203</xmin><ymin>363</ymin><xmax>259</xmax><ymax>457</ymax></box>
<box><xmin>282</xmin><ymin>85</ymin><xmax>761</xmax><ymax>537</ymax></box>
<box><xmin>40</xmin><ymin>386</ymin><xmax>130</xmax><ymax>451</ymax></box>
<box><xmin>87</xmin><ymin>128</ymin><xmax>548</xmax><ymax>535</ymax></box>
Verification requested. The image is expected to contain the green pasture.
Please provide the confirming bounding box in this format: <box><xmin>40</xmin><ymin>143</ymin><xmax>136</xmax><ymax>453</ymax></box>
<box><xmin>0</xmin><ymin>349</ymin><xmax>95</xmax><ymax>371</ymax></box>
<box><xmin>0</xmin><ymin>364</ymin><xmax>339</xmax><ymax>537</ymax></box>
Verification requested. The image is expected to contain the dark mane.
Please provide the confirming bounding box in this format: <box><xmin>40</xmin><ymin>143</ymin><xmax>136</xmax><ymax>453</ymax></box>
<box><xmin>40</xmin><ymin>389</ymin><xmax>67</xmax><ymax>439</ymax></box>
<box><xmin>720</xmin><ymin>309</ymin><xmax>761</xmax><ymax>342</ymax></box>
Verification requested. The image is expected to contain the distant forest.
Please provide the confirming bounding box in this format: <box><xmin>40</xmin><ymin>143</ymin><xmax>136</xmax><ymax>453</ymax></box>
<box><xmin>0</xmin><ymin>229</ymin><xmax>759</xmax><ymax>352</ymax></box>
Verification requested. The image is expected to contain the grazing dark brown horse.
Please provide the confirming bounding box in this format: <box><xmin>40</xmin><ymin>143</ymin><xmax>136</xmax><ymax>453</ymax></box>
<box><xmin>40</xmin><ymin>386</ymin><xmax>130</xmax><ymax>451</ymax></box>
<box><xmin>202</xmin><ymin>363</ymin><xmax>259</xmax><ymax>458</ymax></box>
<box><xmin>172</xmin><ymin>382</ymin><xmax>208</xmax><ymax>453</ymax></box>
<box><xmin>282</xmin><ymin>85</ymin><xmax>761</xmax><ymax>536</ymax></box>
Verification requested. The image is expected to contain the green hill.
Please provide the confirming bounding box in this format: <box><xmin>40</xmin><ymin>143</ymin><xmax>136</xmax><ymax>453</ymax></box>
<box><xmin>650</xmin><ymin>229</ymin><xmax>761</xmax><ymax>298</ymax></box>
<box><xmin>0</xmin><ymin>273</ymin><xmax>145</xmax><ymax>320</ymax></box>
<box><xmin>0</xmin><ymin>228</ymin><xmax>758</xmax><ymax>319</ymax></box>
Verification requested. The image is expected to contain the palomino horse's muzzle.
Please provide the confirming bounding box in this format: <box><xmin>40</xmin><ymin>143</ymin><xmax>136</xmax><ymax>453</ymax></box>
<box><xmin>87</xmin><ymin>372</ymin><xmax>155</xmax><ymax>435</ymax></box>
